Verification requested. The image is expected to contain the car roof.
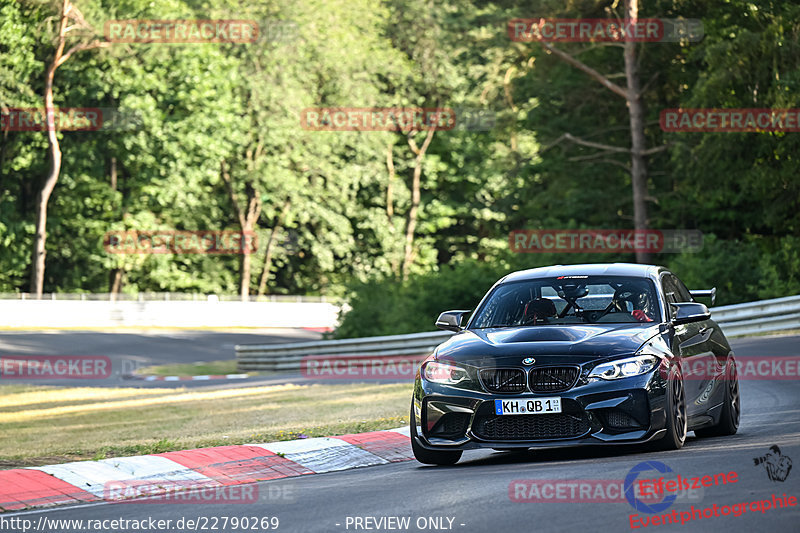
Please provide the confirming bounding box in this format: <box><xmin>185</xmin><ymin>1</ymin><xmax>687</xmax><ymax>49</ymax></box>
<box><xmin>500</xmin><ymin>263</ymin><xmax>666</xmax><ymax>284</ymax></box>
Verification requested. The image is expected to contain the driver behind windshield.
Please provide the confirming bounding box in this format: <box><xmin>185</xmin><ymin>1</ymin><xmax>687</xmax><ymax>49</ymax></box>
<box><xmin>470</xmin><ymin>276</ymin><xmax>661</xmax><ymax>328</ymax></box>
<box><xmin>610</xmin><ymin>283</ymin><xmax>656</xmax><ymax>322</ymax></box>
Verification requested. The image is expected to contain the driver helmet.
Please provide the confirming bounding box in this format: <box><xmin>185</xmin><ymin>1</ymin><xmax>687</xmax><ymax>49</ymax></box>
<box><xmin>613</xmin><ymin>284</ymin><xmax>654</xmax><ymax>318</ymax></box>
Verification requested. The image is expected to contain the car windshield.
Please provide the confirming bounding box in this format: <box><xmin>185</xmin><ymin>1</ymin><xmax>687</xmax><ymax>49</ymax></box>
<box><xmin>470</xmin><ymin>275</ymin><xmax>662</xmax><ymax>327</ymax></box>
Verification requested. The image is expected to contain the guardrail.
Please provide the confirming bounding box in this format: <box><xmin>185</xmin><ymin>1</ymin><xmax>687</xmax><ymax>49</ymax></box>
<box><xmin>235</xmin><ymin>295</ymin><xmax>800</xmax><ymax>372</ymax></box>
<box><xmin>236</xmin><ymin>330</ymin><xmax>453</xmax><ymax>372</ymax></box>
<box><xmin>0</xmin><ymin>300</ymin><xmax>340</xmax><ymax>329</ymax></box>
<box><xmin>710</xmin><ymin>294</ymin><xmax>800</xmax><ymax>337</ymax></box>
<box><xmin>0</xmin><ymin>292</ymin><xmax>338</xmax><ymax>303</ymax></box>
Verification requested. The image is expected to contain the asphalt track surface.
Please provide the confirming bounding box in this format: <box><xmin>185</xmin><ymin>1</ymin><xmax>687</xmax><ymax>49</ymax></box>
<box><xmin>0</xmin><ymin>329</ymin><xmax>321</xmax><ymax>388</ymax></box>
<box><xmin>3</xmin><ymin>334</ymin><xmax>799</xmax><ymax>532</ymax></box>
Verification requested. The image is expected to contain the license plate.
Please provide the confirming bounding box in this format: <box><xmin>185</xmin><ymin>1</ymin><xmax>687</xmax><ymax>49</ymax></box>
<box><xmin>495</xmin><ymin>397</ymin><xmax>562</xmax><ymax>415</ymax></box>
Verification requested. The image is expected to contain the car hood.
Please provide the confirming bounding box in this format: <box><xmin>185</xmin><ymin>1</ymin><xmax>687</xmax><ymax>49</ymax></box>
<box><xmin>433</xmin><ymin>324</ymin><xmax>661</xmax><ymax>367</ymax></box>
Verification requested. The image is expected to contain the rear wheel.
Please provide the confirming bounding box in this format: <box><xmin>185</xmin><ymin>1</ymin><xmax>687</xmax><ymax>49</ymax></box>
<box><xmin>695</xmin><ymin>358</ymin><xmax>739</xmax><ymax>437</ymax></box>
<box><xmin>651</xmin><ymin>365</ymin><xmax>687</xmax><ymax>451</ymax></box>
<box><xmin>410</xmin><ymin>404</ymin><xmax>462</xmax><ymax>465</ymax></box>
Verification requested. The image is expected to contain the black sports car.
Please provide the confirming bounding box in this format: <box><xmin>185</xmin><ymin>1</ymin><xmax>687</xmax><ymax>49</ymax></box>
<box><xmin>411</xmin><ymin>263</ymin><xmax>740</xmax><ymax>465</ymax></box>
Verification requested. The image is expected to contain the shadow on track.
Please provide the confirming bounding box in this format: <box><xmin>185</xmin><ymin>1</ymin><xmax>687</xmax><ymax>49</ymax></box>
<box><xmin>409</xmin><ymin>434</ymin><xmax>722</xmax><ymax>470</ymax></box>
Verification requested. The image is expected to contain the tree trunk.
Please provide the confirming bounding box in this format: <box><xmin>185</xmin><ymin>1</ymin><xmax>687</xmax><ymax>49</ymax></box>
<box><xmin>623</xmin><ymin>0</ymin><xmax>651</xmax><ymax>264</ymax></box>
<box><xmin>401</xmin><ymin>128</ymin><xmax>436</xmax><ymax>279</ymax></box>
<box><xmin>385</xmin><ymin>142</ymin><xmax>402</xmax><ymax>275</ymax></box>
<box><xmin>29</xmin><ymin>0</ymin><xmax>110</xmax><ymax>297</ymax></box>
<box><xmin>110</xmin><ymin>156</ymin><xmax>117</xmax><ymax>191</ymax></box>
<box><xmin>30</xmin><ymin>33</ymin><xmax>66</xmax><ymax>298</ymax></box>
<box><xmin>257</xmin><ymin>200</ymin><xmax>291</xmax><ymax>296</ymax></box>
<box><xmin>240</xmin><ymin>242</ymin><xmax>252</xmax><ymax>301</ymax></box>
<box><xmin>504</xmin><ymin>65</ymin><xmax>519</xmax><ymax>153</ymax></box>
<box><xmin>401</xmin><ymin>167</ymin><xmax>421</xmax><ymax>279</ymax></box>
<box><xmin>540</xmin><ymin>0</ymin><xmax>656</xmax><ymax>265</ymax></box>
<box><xmin>256</xmin><ymin>228</ymin><xmax>277</xmax><ymax>297</ymax></box>
<box><xmin>108</xmin><ymin>157</ymin><xmax>123</xmax><ymax>297</ymax></box>
<box><xmin>386</xmin><ymin>143</ymin><xmax>395</xmax><ymax>219</ymax></box>
<box><xmin>109</xmin><ymin>269</ymin><xmax>123</xmax><ymax>300</ymax></box>
<box><xmin>0</xmin><ymin>105</ymin><xmax>9</xmax><ymax>191</ymax></box>
<box><xmin>221</xmin><ymin>161</ymin><xmax>262</xmax><ymax>301</ymax></box>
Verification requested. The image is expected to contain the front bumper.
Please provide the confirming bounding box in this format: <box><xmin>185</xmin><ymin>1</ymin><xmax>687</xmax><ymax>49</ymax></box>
<box><xmin>412</xmin><ymin>367</ymin><xmax>668</xmax><ymax>451</ymax></box>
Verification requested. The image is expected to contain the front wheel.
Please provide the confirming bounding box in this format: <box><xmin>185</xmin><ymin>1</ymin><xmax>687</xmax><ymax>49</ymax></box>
<box><xmin>695</xmin><ymin>358</ymin><xmax>740</xmax><ymax>438</ymax></box>
<box><xmin>651</xmin><ymin>365</ymin><xmax>687</xmax><ymax>451</ymax></box>
<box><xmin>410</xmin><ymin>404</ymin><xmax>462</xmax><ymax>465</ymax></box>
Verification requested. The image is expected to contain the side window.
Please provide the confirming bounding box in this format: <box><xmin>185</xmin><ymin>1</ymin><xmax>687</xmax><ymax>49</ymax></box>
<box><xmin>661</xmin><ymin>275</ymin><xmax>680</xmax><ymax>318</ymax></box>
<box><xmin>671</xmin><ymin>275</ymin><xmax>694</xmax><ymax>303</ymax></box>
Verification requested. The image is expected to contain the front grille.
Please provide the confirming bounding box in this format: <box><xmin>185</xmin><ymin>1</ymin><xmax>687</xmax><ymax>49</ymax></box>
<box><xmin>473</xmin><ymin>413</ymin><xmax>590</xmax><ymax>441</ymax></box>
<box><xmin>528</xmin><ymin>366</ymin><xmax>579</xmax><ymax>392</ymax></box>
<box><xmin>480</xmin><ymin>368</ymin><xmax>527</xmax><ymax>393</ymax></box>
<box><xmin>429</xmin><ymin>412</ymin><xmax>470</xmax><ymax>439</ymax></box>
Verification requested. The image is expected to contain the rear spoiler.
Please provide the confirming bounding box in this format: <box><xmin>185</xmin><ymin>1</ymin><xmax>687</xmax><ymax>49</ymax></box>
<box><xmin>690</xmin><ymin>288</ymin><xmax>716</xmax><ymax>305</ymax></box>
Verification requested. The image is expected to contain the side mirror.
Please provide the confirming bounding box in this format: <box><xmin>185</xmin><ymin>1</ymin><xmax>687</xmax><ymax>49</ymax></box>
<box><xmin>670</xmin><ymin>302</ymin><xmax>711</xmax><ymax>325</ymax></box>
<box><xmin>435</xmin><ymin>310</ymin><xmax>471</xmax><ymax>332</ymax></box>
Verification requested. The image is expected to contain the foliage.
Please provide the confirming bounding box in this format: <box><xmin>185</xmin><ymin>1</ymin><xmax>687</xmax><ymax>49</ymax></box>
<box><xmin>0</xmin><ymin>0</ymin><xmax>797</xmax><ymax>333</ymax></box>
<box><xmin>334</xmin><ymin>259</ymin><xmax>506</xmax><ymax>338</ymax></box>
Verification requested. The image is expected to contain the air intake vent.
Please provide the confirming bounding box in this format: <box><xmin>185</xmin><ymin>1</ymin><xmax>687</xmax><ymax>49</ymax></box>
<box><xmin>473</xmin><ymin>413</ymin><xmax>590</xmax><ymax>441</ymax></box>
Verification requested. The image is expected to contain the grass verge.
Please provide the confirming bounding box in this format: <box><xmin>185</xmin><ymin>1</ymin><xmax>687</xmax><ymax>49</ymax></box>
<box><xmin>0</xmin><ymin>382</ymin><xmax>410</xmax><ymax>469</ymax></box>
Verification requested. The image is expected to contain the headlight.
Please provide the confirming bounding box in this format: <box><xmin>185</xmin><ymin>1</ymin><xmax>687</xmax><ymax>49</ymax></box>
<box><xmin>423</xmin><ymin>361</ymin><xmax>469</xmax><ymax>385</ymax></box>
<box><xmin>588</xmin><ymin>354</ymin><xmax>660</xmax><ymax>381</ymax></box>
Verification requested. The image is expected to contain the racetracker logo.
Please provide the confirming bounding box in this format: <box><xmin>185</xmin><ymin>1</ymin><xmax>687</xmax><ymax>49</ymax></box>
<box><xmin>509</xmin><ymin>479</ymin><xmax>683</xmax><ymax>503</ymax></box>
<box><xmin>105</xmin><ymin>20</ymin><xmax>259</xmax><ymax>43</ymax></box>
<box><xmin>301</xmin><ymin>356</ymin><xmax>423</xmax><ymax>380</ymax></box>
<box><xmin>508</xmin><ymin>18</ymin><xmax>703</xmax><ymax>43</ymax></box>
<box><xmin>1</xmin><ymin>108</ymin><xmax>145</xmax><ymax>132</ymax></box>
<box><xmin>256</xmin><ymin>20</ymin><xmax>298</xmax><ymax>44</ymax></box>
<box><xmin>1</xmin><ymin>108</ymin><xmax>102</xmax><ymax>131</ymax></box>
<box><xmin>103</xmin><ymin>480</ymin><xmax>258</xmax><ymax>504</ymax></box>
<box><xmin>509</xmin><ymin>229</ymin><xmax>703</xmax><ymax>254</ymax></box>
<box><xmin>0</xmin><ymin>356</ymin><xmax>112</xmax><ymax>379</ymax></box>
<box><xmin>301</xmin><ymin>108</ymin><xmax>455</xmax><ymax>131</ymax></box>
<box><xmin>103</xmin><ymin>230</ymin><xmax>257</xmax><ymax>255</ymax></box>
<box><xmin>660</xmin><ymin>108</ymin><xmax>800</xmax><ymax>132</ymax></box>
<box><xmin>667</xmin><ymin>356</ymin><xmax>800</xmax><ymax>381</ymax></box>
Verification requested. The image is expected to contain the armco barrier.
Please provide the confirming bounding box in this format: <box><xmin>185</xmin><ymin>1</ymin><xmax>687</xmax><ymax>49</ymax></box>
<box><xmin>0</xmin><ymin>300</ymin><xmax>339</xmax><ymax>329</ymax></box>
<box><xmin>710</xmin><ymin>295</ymin><xmax>800</xmax><ymax>337</ymax></box>
<box><xmin>235</xmin><ymin>295</ymin><xmax>800</xmax><ymax>372</ymax></box>
<box><xmin>236</xmin><ymin>330</ymin><xmax>454</xmax><ymax>372</ymax></box>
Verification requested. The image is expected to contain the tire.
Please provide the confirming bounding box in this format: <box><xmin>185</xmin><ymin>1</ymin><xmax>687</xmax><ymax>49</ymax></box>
<box><xmin>695</xmin><ymin>358</ymin><xmax>740</xmax><ymax>438</ymax></box>
<box><xmin>410</xmin><ymin>404</ymin><xmax>462</xmax><ymax>465</ymax></box>
<box><xmin>651</xmin><ymin>365</ymin><xmax>687</xmax><ymax>451</ymax></box>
